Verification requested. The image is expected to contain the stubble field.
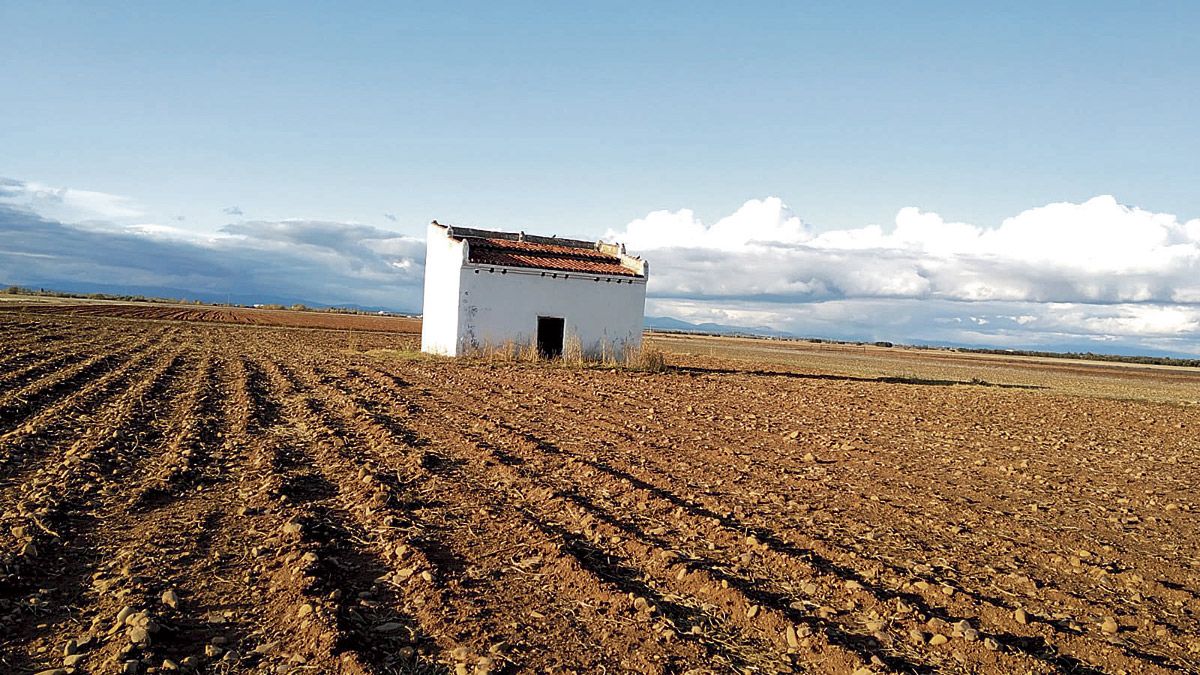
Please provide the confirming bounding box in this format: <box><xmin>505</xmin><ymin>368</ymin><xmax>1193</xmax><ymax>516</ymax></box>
<box><xmin>0</xmin><ymin>306</ymin><xmax>1197</xmax><ymax>675</ymax></box>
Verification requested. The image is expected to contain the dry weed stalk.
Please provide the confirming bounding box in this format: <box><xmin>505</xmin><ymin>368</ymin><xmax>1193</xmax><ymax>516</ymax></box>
<box><xmin>563</xmin><ymin>333</ymin><xmax>584</xmax><ymax>366</ymax></box>
<box><xmin>518</xmin><ymin>340</ymin><xmax>541</xmax><ymax>362</ymax></box>
<box><xmin>599</xmin><ymin>338</ymin><xmax>617</xmax><ymax>367</ymax></box>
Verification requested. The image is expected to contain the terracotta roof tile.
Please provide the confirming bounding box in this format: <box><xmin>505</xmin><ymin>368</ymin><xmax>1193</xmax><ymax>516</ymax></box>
<box><xmin>465</xmin><ymin>237</ymin><xmax>641</xmax><ymax>277</ymax></box>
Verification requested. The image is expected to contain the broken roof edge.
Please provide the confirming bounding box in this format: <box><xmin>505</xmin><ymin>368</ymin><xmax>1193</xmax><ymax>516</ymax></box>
<box><xmin>432</xmin><ymin>220</ymin><xmax>595</xmax><ymax>251</ymax></box>
<box><xmin>431</xmin><ymin>220</ymin><xmax>647</xmax><ymax>279</ymax></box>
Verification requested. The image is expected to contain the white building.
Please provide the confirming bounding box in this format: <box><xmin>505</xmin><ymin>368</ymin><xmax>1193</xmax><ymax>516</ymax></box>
<box><xmin>420</xmin><ymin>221</ymin><xmax>648</xmax><ymax>358</ymax></box>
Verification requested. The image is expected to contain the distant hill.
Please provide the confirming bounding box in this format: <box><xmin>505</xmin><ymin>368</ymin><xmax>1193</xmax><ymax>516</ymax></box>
<box><xmin>3</xmin><ymin>280</ymin><xmax>411</xmax><ymax>315</ymax></box>
<box><xmin>644</xmin><ymin>315</ymin><xmax>791</xmax><ymax>338</ymax></box>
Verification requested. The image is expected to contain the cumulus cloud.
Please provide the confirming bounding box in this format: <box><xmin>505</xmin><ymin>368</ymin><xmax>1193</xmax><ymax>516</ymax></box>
<box><xmin>4</xmin><ymin>175</ymin><xmax>1198</xmax><ymax>354</ymax></box>
<box><xmin>0</xmin><ymin>178</ymin><xmax>425</xmax><ymax>309</ymax></box>
<box><xmin>223</xmin><ymin>206</ymin><xmax>243</xmax><ymax>216</ymax></box>
<box><xmin>615</xmin><ymin>197</ymin><xmax>812</xmax><ymax>250</ymax></box>
<box><xmin>648</xmin><ymin>297</ymin><xmax>1200</xmax><ymax>355</ymax></box>
<box><xmin>613</xmin><ymin>195</ymin><xmax>1200</xmax><ymax>354</ymax></box>
<box><xmin>608</xmin><ymin>195</ymin><xmax>1200</xmax><ymax>305</ymax></box>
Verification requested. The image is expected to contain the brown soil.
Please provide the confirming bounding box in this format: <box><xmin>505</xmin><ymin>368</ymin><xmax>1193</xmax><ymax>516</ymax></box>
<box><xmin>2</xmin><ymin>301</ymin><xmax>421</xmax><ymax>333</ymax></box>
<box><xmin>1</xmin><ymin>308</ymin><xmax>1197</xmax><ymax>674</ymax></box>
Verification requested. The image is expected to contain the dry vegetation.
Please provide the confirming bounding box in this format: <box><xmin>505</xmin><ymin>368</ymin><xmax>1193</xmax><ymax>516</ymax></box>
<box><xmin>647</xmin><ymin>334</ymin><xmax>1200</xmax><ymax>406</ymax></box>
<box><xmin>467</xmin><ymin>334</ymin><xmax>666</xmax><ymax>372</ymax></box>
<box><xmin>1</xmin><ymin>305</ymin><xmax>1197</xmax><ymax>675</ymax></box>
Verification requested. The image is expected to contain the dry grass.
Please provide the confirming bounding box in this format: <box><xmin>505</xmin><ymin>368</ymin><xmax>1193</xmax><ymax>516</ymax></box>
<box><xmin>464</xmin><ymin>336</ymin><xmax>668</xmax><ymax>372</ymax></box>
<box><xmin>563</xmin><ymin>333</ymin><xmax>585</xmax><ymax>366</ymax></box>
<box><xmin>623</xmin><ymin>344</ymin><xmax>667</xmax><ymax>372</ymax></box>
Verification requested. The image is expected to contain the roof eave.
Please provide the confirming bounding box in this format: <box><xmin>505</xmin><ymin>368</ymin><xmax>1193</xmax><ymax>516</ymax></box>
<box><xmin>462</xmin><ymin>260</ymin><xmax>646</xmax><ymax>280</ymax></box>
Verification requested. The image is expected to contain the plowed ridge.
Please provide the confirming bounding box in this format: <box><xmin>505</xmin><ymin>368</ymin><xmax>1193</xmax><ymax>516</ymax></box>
<box><xmin>0</xmin><ymin>310</ymin><xmax>1197</xmax><ymax>675</ymax></box>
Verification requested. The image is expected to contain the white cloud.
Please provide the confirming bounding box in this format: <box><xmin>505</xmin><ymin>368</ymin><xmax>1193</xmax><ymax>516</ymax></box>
<box><xmin>647</xmin><ymin>297</ymin><xmax>1200</xmax><ymax>354</ymax></box>
<box><xmin>609</xmin><ymin>197</ymin><xmax>812</xmax><ymax>251</ymax></box>
<box><xmin>608</xmin><ymin>195</ymin><xmax>1200</xmax><ymax>306</ymax></box>
<box><xmin>5</xmin><ymin>175</ymin><xmax>1199</xmax><ymax>355</ymax></box>
<box><xmin>0</xmin><ymin>178</ymin><xmax>143</xmax><ymax>221</ymax></box>
<box><xmin>619</xmin><ymin>195</ymin><xmax>1200</xmax><ymax>354</ymax></box>
<box><xmin>121</xmin><ymin>222</ymin><xmax>208</xmax><ymax>240</ymax></box>
<box><xmin>1052</xmin><ymin>304</ymin><xmax>1199</xmax><ymax>337</ymax></box>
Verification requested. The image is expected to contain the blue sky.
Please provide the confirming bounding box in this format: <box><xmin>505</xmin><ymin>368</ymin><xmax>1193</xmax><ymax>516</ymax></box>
<box><xmin>2</xmin><ymin>3</ymin><xmax>1199</xmax><ymax>354</ymax></box>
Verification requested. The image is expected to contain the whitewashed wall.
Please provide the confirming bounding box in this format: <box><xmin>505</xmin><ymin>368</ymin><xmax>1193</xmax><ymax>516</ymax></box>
<box><xmin>419</xmin><ymin>223</ymin><xmax>466</xmax><ymax>355</ymax></box>
<box><xmin>420</xmin><ymin>223</ymin><xmax>648</xmax><ymax>357</ymax></box>
<box><xmin>457</xmin><ymin>265</ymin><xmax>646</xmax><ymax>357</ymax></box>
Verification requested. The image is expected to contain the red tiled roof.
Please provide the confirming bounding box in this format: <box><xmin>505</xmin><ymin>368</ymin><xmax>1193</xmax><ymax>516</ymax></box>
<box><xmin>465</xmin><ymin>237</ymin><xmax>641</xmax><ymax>277</ymax></box>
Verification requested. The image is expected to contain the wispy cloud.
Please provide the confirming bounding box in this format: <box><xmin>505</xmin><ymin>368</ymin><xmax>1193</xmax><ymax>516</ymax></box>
<box><xmin>223</xmin><ymin>205</ymin><xmax>243</xmax><ymax>216</ymax></box>
<box><xmin>0</xmin><ymin>177</ymin><xmax>143</xmax><ymax>222</ymax></box>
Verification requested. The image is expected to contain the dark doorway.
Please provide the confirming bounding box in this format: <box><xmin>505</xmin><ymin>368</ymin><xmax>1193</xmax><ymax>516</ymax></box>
<box><xmin>536</xmin><ymin>316</ymin><xmax>565</xmax><ymax>358</ymax></box>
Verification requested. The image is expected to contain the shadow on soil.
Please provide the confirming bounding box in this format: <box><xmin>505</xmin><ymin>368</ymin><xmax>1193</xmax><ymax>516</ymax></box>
<box><xmin>366</xmin><ymin>366</ymin><xmax>1180</xmax><ymax>672</ymax></box>
<box><xmin>453</xmin><ymin>416</ymin><xmax>928</xmax><ymax>672</ymax></box>
<box><xmin>672</xmin><ymin>365</ymin><xmax>1047</xmax><ymax>390</ymax></box>
<box><xmin>560</xmin><ymin>489</ymin><xmax>935</xmax><ymax>674</ymax></box>
<box><xmin>580</xmin><ymin>456</ymin><xmax>1165</xmax><ymax>674</ymax></box>
<box><xmin>304</xmin><ymin>496</ymin><xmax>449</xmax><ymax>674</ymax></box>
<box><xmin>532</xmin><ymin>518</ymin><xmax>762</xmax><ymax>671</ymax></box>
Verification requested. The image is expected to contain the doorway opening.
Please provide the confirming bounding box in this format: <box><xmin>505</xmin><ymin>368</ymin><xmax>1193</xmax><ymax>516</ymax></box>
<box><xmin>536</xmin><ymin>316</ymin><xmax>565</xmax><ymax>358</ymax></box>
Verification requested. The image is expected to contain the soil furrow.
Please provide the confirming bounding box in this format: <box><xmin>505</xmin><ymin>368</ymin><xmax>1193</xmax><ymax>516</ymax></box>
<box><xmin>282</xmin><ymin>356</ymin><xmax>713</xmax><ymax>674</ymax></box>
<box><xmin>391</xmin><ymin>361</ymin><xmax>1183</xmax><ymax>674</ymax></box>
<box><xmin>317</xmin><ymin>362</ymin><xmax>816</xmax><ymax>673</ymax></box>
<box><xmin>530</xmin><ymin>376</ymin><xmax>1192</xmax><ymax>672</ymax></box>
<box><xmin>3</xmin><ymin>310</ymin><xmax>1196</xmax><ymax>674</ymax></box>
<box><xmin>0</xmin><ymin>332</ymin><xmax>178</xmax><ymax>490</ymax></box>
<box><xmin>353</xmin><ymin>364</ymin><xmax>922</xmax><ymax>675</ymax></box>
<box><xmin>127</xmin><ymin>346</ymin><xmax>225</xmax><ymax>511</ymax></box>
<box><xmin>0</xmin><ymin>326</ymin><xmax>164</xmax><ymax>429</ymax></box>
<box><xmin>0</xmin><ymin>327</ymin><xmax>127</xmax><ymax>388</ymax></box>
<box><xmin>0</xmin><ymin>342</ymin><xmax>192</xmax><ymax>671</ymax></box>
<box><xmin>248</xmin><ymin>351</ymin><xmax>456</xmax><ymax>673</ymax></box>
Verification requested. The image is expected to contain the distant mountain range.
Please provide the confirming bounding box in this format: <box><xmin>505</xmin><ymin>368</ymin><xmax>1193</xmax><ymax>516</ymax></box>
<box><xmin>644</xmin><ymin>315</ymin><xmax>791</xmax><ymax>338</ymax></box>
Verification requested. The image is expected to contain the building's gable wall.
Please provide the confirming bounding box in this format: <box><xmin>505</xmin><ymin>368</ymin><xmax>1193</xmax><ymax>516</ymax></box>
<box><xmin>419</xmin><ymin>223</ymin><xmax>466</xmax><ymax>355</ymax></box>
<box><xmin>457</xmin><ymin>265</ymin><xmax>646</xmax><ymax>357</ymax></box>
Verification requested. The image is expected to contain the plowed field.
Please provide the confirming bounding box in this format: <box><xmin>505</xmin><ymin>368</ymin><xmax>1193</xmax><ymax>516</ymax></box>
<box><xmin>2</xmin><ymin>301</ymin><xmax>420</xmax><ymax>332</ymax></box>
<box><xmin>1</xmin><ymin>310</ymin><xmax>1197</xmax><ymax>675</ymax></box>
